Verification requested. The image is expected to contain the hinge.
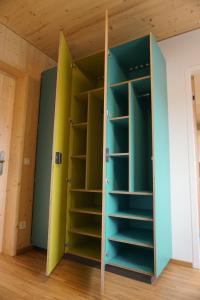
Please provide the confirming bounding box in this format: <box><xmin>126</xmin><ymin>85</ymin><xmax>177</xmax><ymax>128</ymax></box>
<box><xmin>105</xmin><ymin>177</ymin><xmax>110</xmax><ymax>184</ymax></box>
<box><xmin>106</xmin><ymin>147</ymin><xmax>109</xmax><ymax>162</ymax></box>
<box><xmin>106</xmin><ymin>251</ymin><xmax>109</xmax><ymax>257</ymax></box>
<box><xmin>68</xmin><ymin>118</ymin><xmax>72</xmax><ymax>125</ymax></box>
<box><xmin>70</xmin><ymin>63</ymin><xmax>75</xmax><ymax>69</ymax></box>
<box><xmin>66</xmin><ymin>178</ymin><xmax>71</xmax><ymax>183</ymax></box>
<box><xmin>193</xmin><ymin>94</ymin><xmax>195</xmax><ymax>101</ymax></box>
<box><xmin>106</xmin><ymin>110</ymin><xmax>109</xmax><ymax>118</ymax></box>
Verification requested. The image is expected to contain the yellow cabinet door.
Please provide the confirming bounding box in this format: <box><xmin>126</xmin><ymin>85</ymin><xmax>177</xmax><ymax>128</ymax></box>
<box><xmin>46</xmin><ymin>32</ymin><xmax>72</xmax><ymax>275</ymax></box>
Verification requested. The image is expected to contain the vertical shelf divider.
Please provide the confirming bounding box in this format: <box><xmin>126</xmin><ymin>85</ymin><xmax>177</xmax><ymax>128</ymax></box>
<box><xmin>85</xmin><ymin>92</ymin><xmax>90</xmax><ymax>189</ymax></box>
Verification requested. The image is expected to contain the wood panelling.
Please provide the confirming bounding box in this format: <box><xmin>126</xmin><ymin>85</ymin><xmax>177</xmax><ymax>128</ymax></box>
<box><xmin>0</xmin><ymin>23</ymin><xmax>56</xmax><ymax>255</ymax></box>
<box><xmin>0</xmin><ymin>0</ymin><xmax>200</xmax><ymax>59</ymax></box>
<box><xmin>0</xmin><ymin>72</ymin><xmax>16</xmax><ymax>253</ymax></box>
<box><xmin>0</xmin><ymin>249</ymin><xmax>200</xmax><ymax>299</ymax></box>
<box><xmin>17</xmin><ymin>77</ymin><xmax>40</xmax><ymax>250</ymax></box>
<box><xmin>0</xmin><ymin>23</ymin><xmax>55</xmax><ymax>78</ymax></box>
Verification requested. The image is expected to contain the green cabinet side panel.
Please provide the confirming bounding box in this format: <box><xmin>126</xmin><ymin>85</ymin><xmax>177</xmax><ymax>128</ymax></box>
<box><xmin>32</xmin><ymin>67</ymin><xmax>57</xmax><ymax>249</ymax></box>
<box><xmin>151</xmin><ymin>34</ymin><xmax>172</xmax><ymax>276</ymax></box>
<box><xmin>46</xmin><ymin>33</ymin><xmax>72</xmax><ymax>275</ymax></box>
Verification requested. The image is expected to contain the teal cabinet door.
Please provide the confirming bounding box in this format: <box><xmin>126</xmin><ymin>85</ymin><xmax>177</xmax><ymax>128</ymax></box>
<box><xmin>151</xmin><ymin>33</ymin><xmax>172</xmax><ymax>277</ymax></box>
<box><xmin>32</xmin><ymin>67</ymin><xmax>57</xmax><ymax>249</ymax></box>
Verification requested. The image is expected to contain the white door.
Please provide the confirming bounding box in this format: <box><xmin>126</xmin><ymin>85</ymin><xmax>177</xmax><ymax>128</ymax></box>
<box><xmin>0</xmin><ymin>71</ymin><xmax>15</xmax><ymax>252</ymax></box>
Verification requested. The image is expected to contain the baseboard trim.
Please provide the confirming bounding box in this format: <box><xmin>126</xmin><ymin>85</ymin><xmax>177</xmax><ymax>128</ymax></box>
<box><xmin>16</xmin><ymin>245</ymin><xmax>33</xmax><ymax>255</ymax></box>
<box><xmin>170</xmin><ymin>259</ymin><xmax>192</xmax><ymax>268</ymax></box>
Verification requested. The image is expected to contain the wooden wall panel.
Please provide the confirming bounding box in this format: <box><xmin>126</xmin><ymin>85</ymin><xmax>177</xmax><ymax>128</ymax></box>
<box><xmin>0</xmin><ymin>23</ymin><xmax>56</xmax><ymax>254</ymax></box>
<box><xmin>0</xmin><ymin>72</ymin><xmax>16</xmax><ymax>253</ymax></box>
<box><xmin>17</xmin><ymin>77</ymin><xmax>40</xmax><ymax>250</ymax></box>
<box><xmin>0</xmin><ymin>24</ymin><xmax>55</xmax><ymax>79</ymax></box>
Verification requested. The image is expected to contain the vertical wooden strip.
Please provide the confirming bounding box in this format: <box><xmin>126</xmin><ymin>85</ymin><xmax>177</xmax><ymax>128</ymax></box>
<box><xmin>101</xmin><ymin>9</ymin><xmax>108</xmax><ymax>293</ymax></box>
<box><xmin>85</xmin><ymin>92</ymin><xmax>90</xmax><ymax>189</ymax></box>
<box><xmin>128</xmin><ymin>81</ymin><xmax>132</xmax><ymax>192</ymax></box>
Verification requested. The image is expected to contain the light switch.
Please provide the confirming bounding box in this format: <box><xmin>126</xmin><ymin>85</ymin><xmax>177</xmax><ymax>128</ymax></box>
<box><xmin>24</xmin><ymin>157</ymin><xmax>31</xmax><ymax>165</ymax></box>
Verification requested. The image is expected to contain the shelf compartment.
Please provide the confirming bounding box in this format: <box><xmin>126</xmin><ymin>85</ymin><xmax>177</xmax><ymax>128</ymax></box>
<box><xmin>109</xmin><ymin>228</ymin><xmax>153</xmax><ymax>248</ymax></box>
<box><xmin>110</xmin><ymin>156</ymin><xmax>129</xmax><ymax>191</ymax></box>
<box><xmin>107</xmin><ymin>193</ymin><xmax>153</xmax><ymax>221</ymax></box>
<box><xmin>72</xmin><ymin>93</ymin><xmax>88</xmax><ymax>123</ymax></box>
<box><xmin>71</xmin><ymin>159</ymin><xmax>86</xmax><ymax>189</ymax></box>
<box><xmin>108</xmin><ymin>35</ymin><xmax>150</xmax><ymax>85</ymax></box>
<box><xmin>107</xmin><ymin>218</ymin><xmax>153</xmax><ymax>248</ymax></box>
<box><xmin>132</xmin><ymin>77</ymin><xmax>151</xmax><ymax>98</ymax></box>
<box><xmin>106</xmin><ymin>241</ymin><xmax>154</xmax><ymax>275</ymax></box>
<box><xmin>86</xmin><ymin>91</ymin><xmax>103</xmax><ymax>190</ymax></box>
<box><xmin>69</xmin><ymin>213</ymin><xmax>101</xmax><ymax>238</ymax></box>
<box><xmin>71</xmin><ymin>126</ymin><xmax>87</xmax><ymax>156</ymax></box>
<box><xmin>129</xmin><ymin>80</ymin><xmax>153</xmax><ymax>192</ymax></box>
<box><xmin>109</xmin><ymin>118</ymin><xmax>129</xmax><ymax>154</ymax></box>
<box><xmin>108</xmin><ymin>83</ymin><xmax>129</xmax><ymax>118</ymax></box>
<box><xmin>68</xmin><ymin>235</ymin><xmax>101</xmax><ymax>262</ymax></box>
<box><xmin>70</xmin><ymin>191</ymin><xmax>102</xmax><ymax>215</ymax></box>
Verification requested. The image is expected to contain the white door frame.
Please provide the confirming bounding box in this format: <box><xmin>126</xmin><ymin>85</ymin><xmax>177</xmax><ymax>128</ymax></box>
<box><xmin>185</xmin><ymin>65</ymin><xmax>200</xmax><ymax>268</ymax></box>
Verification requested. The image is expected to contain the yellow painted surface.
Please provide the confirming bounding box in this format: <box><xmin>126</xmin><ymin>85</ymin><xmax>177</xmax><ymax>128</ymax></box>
<box><xmin>46</xmin><ymin>32</ymin><xmax>72</xmax><ymax>275</ymax></box>
<box><xmin>65</xmin><ymin>54</ymin><xmax>103</xmax><ymax>256</ymax></box>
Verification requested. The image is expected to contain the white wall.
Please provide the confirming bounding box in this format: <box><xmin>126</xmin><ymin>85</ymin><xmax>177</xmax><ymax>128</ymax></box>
<box><xmin>158</xmin><ymin>29</ymin><xmax>200</xmax><ymax>262</ymax></box>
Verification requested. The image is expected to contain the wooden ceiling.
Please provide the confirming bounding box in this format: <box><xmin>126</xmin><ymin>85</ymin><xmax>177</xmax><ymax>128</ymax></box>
<box><xmin>0</xmin><ymin>0</ymin><xmax>200</xmax><ymax>60</ymax></box>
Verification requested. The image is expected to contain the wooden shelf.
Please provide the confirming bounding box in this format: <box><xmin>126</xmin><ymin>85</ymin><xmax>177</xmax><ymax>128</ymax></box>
<box><xmin>110</xmin><ymin>153</ymin><xmax>129</xmax><ymax>158</ymax></box>
<box><xmin>110</xmin><ymin>116</ymin><xmax>129</xmax><ymax>124</ymax></box>
<box><xmin>68</xmin><ymin>241</ymin><xmax>101</xmax><ymax>262</ymax></box>
<box><xmin>75</xmin><ymin>87</ymin><xmax>104</xmax><ymax>98</ymax></box>
<box><xmin>72</xmin><ymin>122</ymin><xmax>87</xmax><ymax>129</ymax></box>
<box><xmin>110</xmin><ymin>191</ymin><xmax>153</xmax><ymax>196</ymax></box>
<box><xmin>70</xmin><ymin>225</ymin><xmax>101</xmax><ymax>238</ymax></box>
<box><xmin>70</xmin><ymin>207</ymin><xmax>102</xmax><ymax>216</ymax></box>
<box><xmin>110</xmin><ymin>75</ymin><xmax>151</xmax><ymax>88</ymax></box>
<box><xmin>108</xmin><ymin>229</ymin><xmax>153</xmax><ymax>249</ymax></box>
<box><xmin>70</xmin><ymin>189</ymin><xmax>102</xmax><ymax>193</ymax></box>
<box><xmin>71</xmin><ymin>155</ymin><xmax>86</xmax><ymax>160</ymax></box>
<box><xmin>108</xmin><ymin>209</ymin><xmax>153</xmax><ymax>221</ymax></box>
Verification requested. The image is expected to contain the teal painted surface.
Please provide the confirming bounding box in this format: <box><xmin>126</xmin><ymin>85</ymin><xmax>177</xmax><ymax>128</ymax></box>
<box><xmin>109</xmin><ymin>208</ymin><xmax>153</xmax><ymax>221</ymax></box>
<box><xmin>109</xmin><ymin>35</ymin><xmax>150</xmax><ymax>84</ymax></box>
<box><xmin>107</xmin><ymin>242</ymin><xmax>154</xmax><ymax>274</ymax></box>
<box><xmin>109</xmin><ymin>228</ymin><xmax>154</xmax><ymax>248</ymax></box>
<box><xmin>130</xmin><ymin>81</ymin><xmax>153</xmax><ymax>192</ymax></box>
<box><xmin>151</xmin><ymin>34</ymin><xmax>172</xmax><ymax>276</ymax></box>
<box><xmin>32</xmin><ymin>67</ymin><xmax>57</xmax><ymax>249</ymax></box>
<box><xmin>104</xmin><ymin>36</ymin><xmax>154</xmax><ymax>273</ymax></box>
<box><xmin>109</xmin><ymin>84</ymin><xmax>128</xmax><ymax>117</ymax></box>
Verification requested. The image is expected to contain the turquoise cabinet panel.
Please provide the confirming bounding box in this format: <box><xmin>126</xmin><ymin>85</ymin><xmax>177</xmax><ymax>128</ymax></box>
<box><xmin>103</xmin><ymin>34</ymin><xmax>171</xmax><ymax>281</ymax></box>
<box><xmin>31</xmin><ymin>67</ymin><xmax>57</xmax><ymax>249</ymax></box>
<box><xmin>151</xmin><ymin>34</ymin><xmax>172</xmax><ymax>277</ymax></box>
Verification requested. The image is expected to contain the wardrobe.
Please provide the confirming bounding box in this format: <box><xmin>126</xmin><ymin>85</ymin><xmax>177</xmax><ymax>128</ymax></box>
<box><xmin>32</xmin><ymin>19</ymin><xmax>171</xmax><ymax>285</ymax></box>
